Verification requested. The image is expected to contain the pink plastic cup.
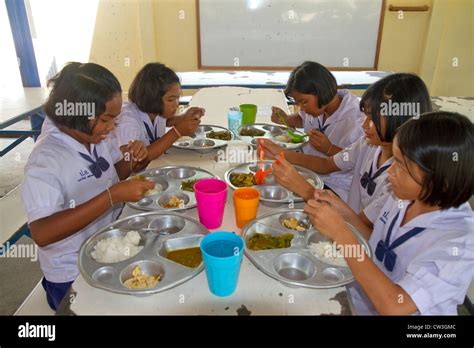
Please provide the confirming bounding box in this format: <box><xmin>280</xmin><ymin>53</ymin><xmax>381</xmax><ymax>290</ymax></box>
<box><xmin>194</xmin><ymin>178</ymin><xmax>228</xmax><ymax>229</ymax></box>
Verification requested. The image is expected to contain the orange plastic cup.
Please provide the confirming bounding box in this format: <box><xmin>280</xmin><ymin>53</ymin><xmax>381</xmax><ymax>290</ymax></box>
<box><xmin>233</xmin><ymin>188</ymin><xmax>260</xmax><ymax>229</ymax></box>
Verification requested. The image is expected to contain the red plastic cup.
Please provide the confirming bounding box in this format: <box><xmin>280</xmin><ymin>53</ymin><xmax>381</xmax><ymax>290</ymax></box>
<box><xmin>194</xmin><ymin>178</ymin><xmax>228</xmax><ymax>229</ymax></box>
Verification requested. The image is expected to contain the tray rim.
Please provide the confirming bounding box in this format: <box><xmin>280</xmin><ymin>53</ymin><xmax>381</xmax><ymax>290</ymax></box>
<box><xmin>236</xmin><ymin>123</ymin><xmax>308</xmax><ymax>150</ymax></box>
<box><xmin>78</xmin><ymin>210</ymin><xmax>210</xmax><ymax>295</ymax></box>
<box><xmin>224</xmin><ymin>160</ymin><xmax>324</xmax><ymax>204</ymax></box>
<box><xmin>126</xmin><ymin>165</ymin><xmax>218</xmax><ymax>212</ymax></box>
<box><xmin>172</xmin><ymin>124</ymin><xmax>234</xmax><ymax>151</ymax></box>
<box><xmin>242</xmin><ymin>208</ymin><xmax>373</xmax><ymax>289</ymax></box>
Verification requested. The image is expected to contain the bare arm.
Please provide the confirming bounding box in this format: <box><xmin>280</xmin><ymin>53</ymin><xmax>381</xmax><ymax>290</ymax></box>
<box><xmin>166</xmin><ymin>116</ymin><xmax>182</xmax><ymax>127</ymax></box>
<box><xmin>339</xmin><ymin>230</ymin><xmax>417</xmax><ymax>315</ymax></box>
<box><xmin>305</xmin><ymin>200</ymin><xmax>418</xmax><ymax>315</ymax></box>
<box><xmin>286</xmin><ymin>114</ymin><xmax>303</xmax><ymax>128</ymax></box>
<box><xmin>114</xmin><ymin>158</ymin><xmax>149</xmax><ymax>180</ymax></box>
<box><xmin>115</xmin><ymin>140</ymin><xmax>150</xmax><ymax>180</ymax></box>
<box><xmin>120</xmin><ymin>130</ymin><xmax>179</xmax><ymax>163</ymax></box>
<box><xmin>167</xmin><ymin>107</ymin><xmax>205</xmax><ymax>127</ymax></box>
<box><xmin>145</xmin><ymin>130</ymin><xmax>179</xmax><ymax>161</ymax></box>
<box><xmin>271</xmin><ymin>107</ymin><xmax>303</xmax><ymax>128</ymax></box>
<box><xmin>30</xmin><ymin>191</ymin><xmax>114</xmax><ymax>247</ymax></box>
<box><xmin>339</xmin><ymin>208</ymin><xmax>373</xmax><ymax>241</ymax></box>
<box><xmin>311</xmin><ymin>189</ymin><xmax>373</xmax><ymax>240</ymax></box>
<box><xmin>29</xmin><ymin>180</ymin><xmax>154</xmax><ymax>247</ymax></box>
<box><xmin>326</xmin><ymin>145</ymin><xmax>343</xmax><ymax>156</ymax></box>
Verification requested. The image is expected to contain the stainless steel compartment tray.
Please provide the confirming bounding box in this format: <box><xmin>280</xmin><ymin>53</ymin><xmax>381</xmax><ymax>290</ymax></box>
<box><xmin>127</xmin><ymin>165</ymin><xmax>216</xmax><ymax>211</ymax></box>
<box><xmin>173</xmin><ymin>124</ymin><xmax>234</xmax><ymax>153</ymax></box>
<box><xmin>237</xmin><ymin>123</ymin><xmax>308</xmax><ymax>150</ymax></box>
<box><xmin>224</xmin><ymin>160</ymin><xmax>323</xmax><ymax>206</ymax></box>
<box><xmin>79</xmin><ymin>211</ymin><xmax>209</xmax><ymax>295</ymax></box>
<box><xmin>242</xmin><ymin>209</ymin><xmax>372</xmax><ymax>289</ymax></box>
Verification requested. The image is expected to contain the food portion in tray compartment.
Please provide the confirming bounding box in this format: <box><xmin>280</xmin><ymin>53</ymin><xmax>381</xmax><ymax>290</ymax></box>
<box><xmin>274</xmin><ymin>133</ymin><xmax>306</xmax><ymax>144</ymax></box>
<box><xmin>176</xmin><ymin>136</ymin><xmax>194</xmax><ymax>142</ymax></box>
<box><xmin>273</xmin><ymin>134</ymin><xmax>292</xmax><ymax>143</ymax></box>
<box><xmin>309</xmin><ymin>241</ymin><xmax>348</xmax><ymax>267</ymax></box>
<box><xmin>159</xmin><ymin>195</ymin><xmax>186</xmax><ymax>209</ymax></box>
<box><xmin>91</xmin><ymin>231</ymin><xmax>143</xmax><ymax>263</ymax></box>
<box><xmin>281</xmin><ymin>217</ymin><xmax>308</xmax><ymax>231</ymax></box>
<box><xmin>229</xmin><ymin>172</ymin><xmax>257</xmax><ymax>187</ymax></box>
<box><xmin>145</xmin><ymin>183</ymin><xmax>163</xmax><ymax>196</ymax></box>
<box><xmin>166</xmin><ymin>247</ymin><xmax>202</xmax><ymax>268</ymax></box>
<box><xmin>180</xmin><ymin>179</ymin><xmax>198</xmax><ymax>192</ymax></box>
<box><xmin>206</xmin><ymin>130</ymin><xmax>232</xmax><ymax>141</ymax></box>
<box><xmin>247</xmin><ymin>233</ymin><xmax>294</xmax><ymax>251</ymax></box>
<box><xmin>239</xmin><ymin>127</ymin><xmax>265</xmax><ymax>137</ymax></box>
<box><xmin>193</xmin><ymin>139</ymin><xmax>214</xmax><ymax>148</ymax></box>
<box><xmin>130</xmin><ymin>175</ymin><xmax>163</xmax><ymax>196</ymax></box>
<box><xmin>131</xmin><ymin>175</ymin><xmax>146</xmax><ymax>181</ymax></box>
<box><xmin>123</xmin><ymin>265</ymin><xmax>162</xmax><ymax>289</ymax></box>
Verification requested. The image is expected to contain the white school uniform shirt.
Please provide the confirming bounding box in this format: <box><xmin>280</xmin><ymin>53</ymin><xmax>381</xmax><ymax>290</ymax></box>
<box><xmin>21</xmin><ymin>122</ymin><xmax>123</xmax><ymax>283</ymax></box>
<box><xmin>333</xmin><ymin>137</ymin><xmax>393</xmax><ymax>221</ymax></box>
<box><xmin>298</xmin><ymin>90</ymin><xmax>364</xmax><ymax>201</ymax></box>
<box><xmin>348</xmin><ymin>195</ymin><xmax>474</xmax><ymax>315</ymax></box>
<box><xmin>114</xmin><ymin>102</ymin><xmax>167</xmax><ymax>147</ymax></box>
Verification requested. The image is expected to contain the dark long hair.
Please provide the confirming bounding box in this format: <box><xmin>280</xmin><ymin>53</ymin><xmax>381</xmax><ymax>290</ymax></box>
<box><xmin>395</xmin><ymin>111</ymin><xmax>474</xmax><ymax>209</ymax></box>
<box><xmin>44</xmin><ymin>62</ymin><xmax>121</xmax><ymax>134</ymax></box>
<box><xmin>128</xmin><ymin>62</ymin><xmax>180</xmax><ymax>115</ymax></box>
<box><xmin>360</xmin><ymin>73</ymin><xmax>432</xmax><ymax>142</ymax></box>
<box><xmin>285</xmin><ymin>61</ymin><xmax>337</xmax><ymax>108</ymax></box>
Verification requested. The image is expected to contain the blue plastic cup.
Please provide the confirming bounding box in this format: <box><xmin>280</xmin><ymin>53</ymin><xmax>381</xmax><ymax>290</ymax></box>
<box><xmin>227</xmin><ymin>107</ymin><xmax>243</xmax><ymax>136</ymax></box>
<box><xmin>200</xmin><ymin>231</ymin><xmax>245</xmax><ymax>297</ymax></box>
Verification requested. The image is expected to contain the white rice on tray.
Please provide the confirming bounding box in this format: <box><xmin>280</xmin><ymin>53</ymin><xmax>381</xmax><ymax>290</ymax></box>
<box><xmin>309</xmin><ymin>241</ymin><xmax>348</xmax><ymax>267</ymax></box>
<box><xmin>91</xmin><ymin>231</ymin><xmax>143</xmax><ymax>263</ymax></box>
<box><xmin>145</xmin><ymin>183</ymin><xmax>163</xmax><ymax>196</ymax></box>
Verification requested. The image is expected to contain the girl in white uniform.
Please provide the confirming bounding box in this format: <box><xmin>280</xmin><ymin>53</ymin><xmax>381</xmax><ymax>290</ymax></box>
<box><xmin>304</xmin><ymin>112</ymin><xmax>473</xmax><ymax>315</ymax></box>
<box><xmin>114</xmin><ymin>63</ymin><xmax>204</xmax><ymax>162</ymax></box>
<box><xmin>270</xmin><ymin>61</ymin><xmax>364</xmax><ymax>200</ymax></box>
<box><xmin>21</xmin><ymin>63</ymin><xmax>154</xmax><ymax>310</ymax></box>
<box><xmin>262</xmin><ymin>73</ymin><xmax>432</xmax><ymax>227</ymax></box>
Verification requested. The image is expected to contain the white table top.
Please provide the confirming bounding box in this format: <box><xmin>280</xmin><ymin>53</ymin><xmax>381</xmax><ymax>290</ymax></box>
<box><xmin>69</xmin><ymin>88</ymin><xmax>352</xmax><ymax>315</ymax></box>
<box><xmin>178</xmin><ymin>70</ymin><xmax>391</xmax><ymax>89</ymax></box>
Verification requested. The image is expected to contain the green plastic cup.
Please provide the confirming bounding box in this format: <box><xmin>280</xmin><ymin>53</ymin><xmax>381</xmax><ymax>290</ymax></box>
<box><xmin>240</xmin><ymin>104</ymin><xmax>257</xmax><ymax>125</ymax></box>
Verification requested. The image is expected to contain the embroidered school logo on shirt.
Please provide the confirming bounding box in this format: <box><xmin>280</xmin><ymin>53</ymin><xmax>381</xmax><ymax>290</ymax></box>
<box><xmin>78</xmin><ymin>169</ymin><xmax>93</xmax><ymax>182</ymax></box>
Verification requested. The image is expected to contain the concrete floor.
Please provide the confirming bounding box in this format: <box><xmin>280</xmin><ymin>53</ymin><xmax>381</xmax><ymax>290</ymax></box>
<box><xmin>0</xmin><ymin>236</ymin><xmax>43</xmax><ymax>315</ymax></box>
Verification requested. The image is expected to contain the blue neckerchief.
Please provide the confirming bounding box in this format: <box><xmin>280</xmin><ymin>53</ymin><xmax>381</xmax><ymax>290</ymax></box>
<box><xmin>143</xmin><ymin>122</ymin><xmax>159</xmax><ymax>143</ymax></box>
<box><xmin>375</xmin><ymin>211</ymin><xmax>426</xmax><ymax>272</ymax></box>
<box><xmin>78</xmin><ymin>146</ymin><xmax>110</xmax><ymax>179</ymax></box>
<box><xmin>317</xmin><ymin>118</ymin><xmax>330</xmax><ymax>134</ymax></box>
<box><xmin>360</xmin><ymin>162</ymin><xmax>390</xmax><ymax>196</ymax></box>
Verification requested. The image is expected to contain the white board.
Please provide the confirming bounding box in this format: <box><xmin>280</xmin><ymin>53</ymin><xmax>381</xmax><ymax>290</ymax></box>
<box><xmin>198</xmin><ymin>0</ymin><xmax>384</xmax><ymax>69</ymax></box>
